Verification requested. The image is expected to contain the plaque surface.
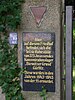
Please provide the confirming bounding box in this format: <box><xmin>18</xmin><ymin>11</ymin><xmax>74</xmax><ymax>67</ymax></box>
<box><xmin>22</xmin><ymin>32</ymin><xmax>55</xmax><ymax>92</ymax></box>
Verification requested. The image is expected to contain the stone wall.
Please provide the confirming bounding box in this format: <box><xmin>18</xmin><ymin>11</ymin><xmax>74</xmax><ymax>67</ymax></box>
<box><xmin>18</xmin><ymin>0</ymin><xmax>64</xmax><ymax>100</ymax></box>
<box><xmin>0</xmin><ymin>88</ymin><xmax>5</xmax><ymax>100</ymax></box>
<box><xmin>0</xmin><ymin>0</ymin><xmax>64</xmax><ymax>100</ymax></box>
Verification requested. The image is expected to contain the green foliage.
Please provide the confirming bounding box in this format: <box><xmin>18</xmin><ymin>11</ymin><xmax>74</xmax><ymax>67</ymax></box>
<box><xmin>0</xmin><ymin>0</ymin><xmax>25</xmax><ymax>100</ymax></box>
<box><xmin>65</xmin><ymin>0</ymin><xmax>73</xmax><ymax>5</ymax></box>
<box><xmin>0</xmin><ymin>0</ymin><xmax>25</xmax><ymax>32</ymax></box>
<box><xmin>40</xmin><ymin>86</ymin><xmax>47</xmax><ymax>100</ymax></box>
<box><xmin>0</xmin><ymin>35</ymin><xmax>24</xmax><ymax>100</ymax></box>
<box><xmin>73</xmin><ymin>21</ymin><xmax>75</xmax><ymax>65</ymax></box>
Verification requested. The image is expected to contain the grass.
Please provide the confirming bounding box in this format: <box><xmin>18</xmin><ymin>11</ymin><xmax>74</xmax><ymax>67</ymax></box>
<box><xmin>73</xmin><ymin>21</ymin><xmax>75</xmax><ymax>100</ymax></box>
<box><xmin>73</xmin><ymin>67</ymin><xmax>75</xmax><ymax>100</ymax></box>
<box><xmin>73</xmin><ymin>21</ymin><xmax>75</xmax><ymax>36</ymax></box>
<box><xmin>64</xmin><ymin>21</ymin><xmax>75</xmax><ymax>100</ymax></box>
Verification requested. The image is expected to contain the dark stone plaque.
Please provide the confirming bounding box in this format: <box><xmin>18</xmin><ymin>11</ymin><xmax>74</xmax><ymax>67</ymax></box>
<box><xmin>22</xmin><ymin>32</ymin><xmax>55</xmax><ymax>92</ymax></box>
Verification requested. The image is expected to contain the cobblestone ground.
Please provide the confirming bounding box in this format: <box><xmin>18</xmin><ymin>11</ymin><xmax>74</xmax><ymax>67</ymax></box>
<box><xmin>0</xmin><ymin>88</ymin><xmax>5</xmax><ymax>100</ymax></box>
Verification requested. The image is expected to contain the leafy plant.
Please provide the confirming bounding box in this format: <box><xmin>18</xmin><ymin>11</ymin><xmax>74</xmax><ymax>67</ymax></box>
<box><xmin>40</xmin><ymin>86</ymin><xmax>47</xmax><ymax>100</ymax></box>
<box><xmin>0</xmin><ymin>0</ymin><xmax>25</xmax><ymax>32</ymax></box>
<box><xmin>0</xmin><ymin>0</ymin><xmax>25</xmax><ymax>100</ymax></box>
<box><xmin>0</xmin><ymin>35</ymin><xmax>24</xmax><ymax>100</ymax></box>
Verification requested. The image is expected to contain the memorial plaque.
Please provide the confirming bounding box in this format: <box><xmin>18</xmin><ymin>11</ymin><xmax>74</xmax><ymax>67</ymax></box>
<box><xmin>22</xmin><ymin>32</ymin><xmax>55</xmax><ymax>92</ymax></box>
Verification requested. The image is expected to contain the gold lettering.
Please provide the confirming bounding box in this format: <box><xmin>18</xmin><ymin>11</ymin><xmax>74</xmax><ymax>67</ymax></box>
<box><xmin>33</xmin><ymin>66</ymin><xmax>44</xmax><ymax>70</ymax></box>
<box><xmin>23</xmin><ymin>38</ymin><xmax>54</xmax><ymax>84</ymax></box>
<box><xmin>37</xmin><ymin>75</ymin><xmax>44</xmax><ymax>79</ymax></box>
<box><xmin>24</xmin><ymin>75</ymin><xmax>36</xmax><ymax>79</ymax></box>
<box><xmin>35</xmin><ymin>79</ymin><xmax>53</xmax><ymax>83</ymax></box>
<box><xmin>35</xmin><ymin>38</ymin><xmax>42</xmax><ymax>41</ymax></box>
